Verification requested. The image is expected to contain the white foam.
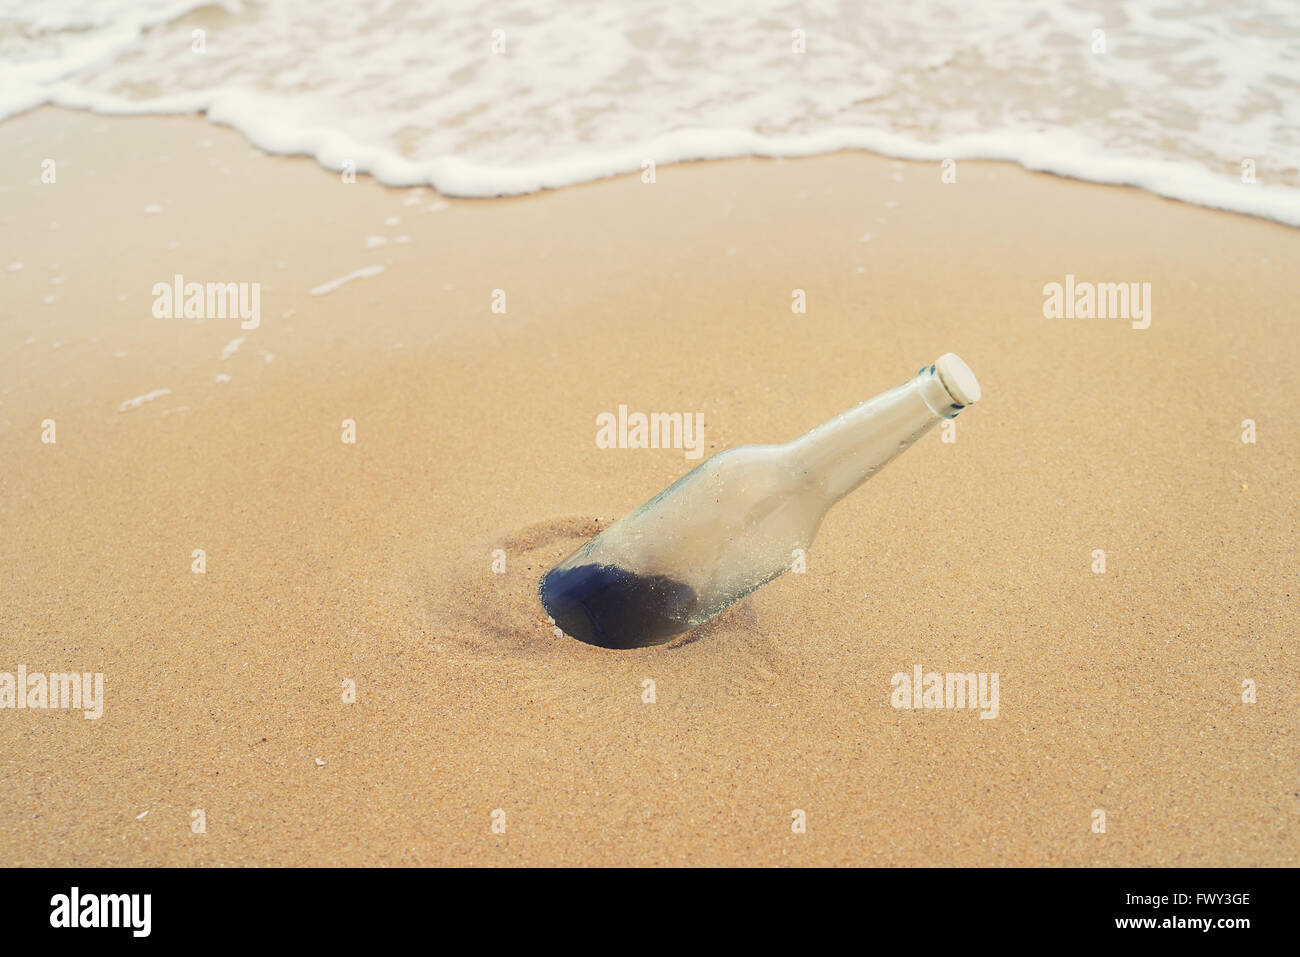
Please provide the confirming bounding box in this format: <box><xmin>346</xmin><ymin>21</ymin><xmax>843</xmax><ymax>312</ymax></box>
<box><xmin>118</xmin><ymin>387</ymin><xmax>171</xmax><ymax>412</ymax></box>
<box><xmin>2</xmin><ymin>0</ymin><xmax>1297</xmax><ymax>225</ymax></box>
<box><xmin>309</xmin><ymin>265</ymin><xmax>385</xmax><ymax>296</ymax></box>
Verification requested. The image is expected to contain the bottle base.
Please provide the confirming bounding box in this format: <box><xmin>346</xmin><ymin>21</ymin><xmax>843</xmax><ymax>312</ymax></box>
<box><xmin>539</xmin><ymin>563</ymin><xmax>697</xmax><ymax>649</ymax></box>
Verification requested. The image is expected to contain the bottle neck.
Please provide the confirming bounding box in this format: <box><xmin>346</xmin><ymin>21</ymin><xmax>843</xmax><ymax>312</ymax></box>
<box><xmin>785</xmin><ymin>364</ymin><xmax>965</xmax><ymax>504</ymax></box>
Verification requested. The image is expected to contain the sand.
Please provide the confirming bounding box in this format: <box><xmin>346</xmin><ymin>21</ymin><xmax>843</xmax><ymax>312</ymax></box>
<box><xmin>0</xmin><ymin>107</ymin><xmax>1296</xmax><ymax>866</ymax></box>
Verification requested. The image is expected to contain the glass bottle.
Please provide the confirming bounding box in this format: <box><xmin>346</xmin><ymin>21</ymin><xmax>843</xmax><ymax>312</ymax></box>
<box><xmin>540</xmin><ymin>353</ymin><xmax>982</xmax><ymax>649</ymax></box>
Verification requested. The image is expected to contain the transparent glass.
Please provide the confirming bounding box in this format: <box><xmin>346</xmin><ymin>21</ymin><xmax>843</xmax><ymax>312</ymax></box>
<box><xmin>540</xmin><ymin>355</ymin><xmax>980</xmax><ymax>648</ymax></box>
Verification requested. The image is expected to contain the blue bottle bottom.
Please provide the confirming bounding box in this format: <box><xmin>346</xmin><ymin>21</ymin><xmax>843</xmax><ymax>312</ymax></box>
<box><xmin>539</xmin><ymin>563</ymin><xmax>697</xmax><ymax>649</ymax></box>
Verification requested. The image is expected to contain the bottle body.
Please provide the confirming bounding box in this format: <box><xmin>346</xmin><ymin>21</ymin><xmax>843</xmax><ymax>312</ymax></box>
<box><xmin>542</xmin><ymin>443</ymin><xmax>822</xmax><ymax>648</ymax></box>
<box><xmin>540</xmin><ymin>355</ymin><xmax>980</xmax><ymax>648</ymax></box>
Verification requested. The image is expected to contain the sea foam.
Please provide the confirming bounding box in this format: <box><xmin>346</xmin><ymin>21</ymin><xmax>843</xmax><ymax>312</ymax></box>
<box><xmin>2</xmin><ymin>0</ymin><xmax>1297</xmax><ymax>224</ymax></box>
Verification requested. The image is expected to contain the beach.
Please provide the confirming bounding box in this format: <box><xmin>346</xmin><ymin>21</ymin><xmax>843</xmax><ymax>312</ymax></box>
<box><xmin>1</xmin><ymin>106</ymin><xmax>1296</xmax><ymax>866</ymax></box>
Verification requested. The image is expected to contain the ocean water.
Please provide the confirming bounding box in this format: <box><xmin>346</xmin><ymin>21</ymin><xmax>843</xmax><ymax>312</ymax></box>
<box><xmin>2</xmin><ymin>0</ymin><xmax>1298</xmax><ymax>223</ymax></box>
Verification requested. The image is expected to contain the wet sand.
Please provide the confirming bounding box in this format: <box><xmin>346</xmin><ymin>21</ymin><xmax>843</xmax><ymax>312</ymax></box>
<box><xmin>0</xmin><ymin>107</ymin><xmax>1296</xmax><ymax>866</ymax></box>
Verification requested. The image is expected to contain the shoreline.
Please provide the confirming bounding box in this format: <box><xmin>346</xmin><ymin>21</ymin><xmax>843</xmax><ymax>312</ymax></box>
<box><xmin>4</xmin><ymin>98</ymin><xmax>1296</xmax><ymax>225</ymax></box>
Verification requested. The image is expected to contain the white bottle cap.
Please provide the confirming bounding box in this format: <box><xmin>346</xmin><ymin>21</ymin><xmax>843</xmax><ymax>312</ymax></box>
<box><xmin>935</xmin><ymin>353</ymin><xmax>981</xmax><ymax>407</ymax></box>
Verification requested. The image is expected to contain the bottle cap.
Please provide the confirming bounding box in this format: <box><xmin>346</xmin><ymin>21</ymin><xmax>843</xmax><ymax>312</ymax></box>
<box><xmin>935</xmin><ymin>353</ymin><xmax>981</xmax><ymax>407</ymax></box>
